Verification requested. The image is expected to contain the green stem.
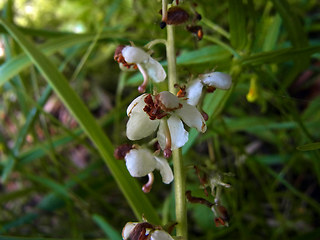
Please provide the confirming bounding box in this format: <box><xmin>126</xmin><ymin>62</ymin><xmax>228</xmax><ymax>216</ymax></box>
<box><xmin>172</xmin><ymin>148</ymin><xmax>187</xmax><ymax>238</ymax></box>
<box><xmin>166</xmin><ymin>23</ymin><xmax>188</xmax><ymax>239</ymax></box>
<box><xmin>166</xmin><ymin>25</ymin><xmax>177</xmax><ymax>94</ymax></box>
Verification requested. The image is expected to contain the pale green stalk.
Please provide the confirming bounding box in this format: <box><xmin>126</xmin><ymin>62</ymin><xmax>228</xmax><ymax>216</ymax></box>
<box><xmin>166</xmin><ymin>23</ymin><xmax>188</xmax><ymax>239</ymax></box>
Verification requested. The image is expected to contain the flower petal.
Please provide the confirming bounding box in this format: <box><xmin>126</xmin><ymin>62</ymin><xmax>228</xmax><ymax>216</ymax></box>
<box><xmin>156</xmin><ymin>120</ymin><xmax>167</xmax><ymax>150</ymax></box>
<box><xmin>122</xmin><ymin>222</ymin><xmax>138</xmax><ymax>240</ymax></box>
<box><xmin>126</xmin><ymin>94</ymin><xmax>148</xmax><ymax>116</ymax></box>
<box><xmin>157</xmin><ymin>91</ymin><xmax>180</xmax><ymax>110</ymax></box>
<box><xmin>151</xmin><ymin>230</ymin><xmax>174</xmax><ymax>240</ymax></box>
<box><xmin>125</xmin><ymin>149</ymin><xmax>156</xmax><ymax>177</ymax></box>
<box><xmin>167</xmin><ymin>115</ymin><xmax>189</xmax><ymax>149</ymax></box>
<box><xmin>154</xmin><ymin>156</ymin><xmax>174</xmax><ymax>184</ymax></box>
<box><xmin>200</xmin><ymin>72</ymin><xmax>232</xmax><ymax>90</ymax></box>
<box><xmin>185</xmin><ymin>79</ymin><xmax>204</xmax><ymax>106</ymax></box>
<box><xmin>126</xmin><ymin>112</ymin><xmax>159</xmax><ymax>140</ymax></box>
<box><xmin>122</xmin><ymin>46</ymin><xmax>149</xmax><ymax>64</ymax></box>
<box><xmin>144</xmin><ymin>57</ymin><xmax>166</xmax><ymax>82</ymax></box>
<box><xmin>175</xmin><ymin>103</ymin><xmax>207</xmax><ymax>133</ymax></box>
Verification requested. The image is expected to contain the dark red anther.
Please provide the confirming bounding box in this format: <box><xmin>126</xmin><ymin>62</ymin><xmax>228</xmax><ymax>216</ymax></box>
<box><xmin>206</xmin><ymin>86</ymin><xmax>216</xmax><ymax>93</ymax></box>
<box><xmin>114</xmin><ymin>144</ymin><xmax>133</xmax><ymax>160</ymax></box>
<box><xmin>201</xmin><ymin>111</ymin><xmax>209</xmax><ymax>121</ymax></box>
<box><xmin>114</xmin><ymin>45</ymin><xmax>125</xmax><ymax>61</ymax></box>
<box><xmin>214</xmin><ymin>217</ymin><xmax>226</xmax><ymax>227</ymax></box>
<box><xmin>164</xmin><ymin>148</ymin><xmax>172</xmax><ymax>159</ymax></box>
<box><xmin>114</xmin><ymin>45</ymin><xmax>138</xmax><ymax>69</ymax></box>
<box><xmin>129</xmin><ymin>222</ymin><xmax>155</xmax><ymax>240</ymax></box>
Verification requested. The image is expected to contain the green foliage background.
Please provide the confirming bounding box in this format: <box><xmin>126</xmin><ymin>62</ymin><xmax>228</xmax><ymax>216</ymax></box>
<box><xmin>0</xmin><ymin>0</ymin><xmax>320</xmax><ymax>239</ymax></box>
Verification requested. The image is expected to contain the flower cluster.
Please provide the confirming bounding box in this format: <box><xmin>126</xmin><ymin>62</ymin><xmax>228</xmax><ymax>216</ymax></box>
<box><xmin>114</xmin><ymin>43</ymin><xmax>232</xmax><ymax>191</ymax></box>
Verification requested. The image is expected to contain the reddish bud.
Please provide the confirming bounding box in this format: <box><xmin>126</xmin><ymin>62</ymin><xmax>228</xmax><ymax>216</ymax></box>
<box><xmin>187</xmin><ymin>25</ymin><xmax>203</xmax><ymax>40</ymax></box>
<box><xmin>166</xmin><ymin>7</ymin><xmax>189</xmax><ymax>25</ymax></box>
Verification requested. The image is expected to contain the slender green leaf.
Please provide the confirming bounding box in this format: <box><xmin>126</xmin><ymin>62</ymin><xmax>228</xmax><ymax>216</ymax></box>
<box><xmin>228</xmin><ymin>0</ymin><xmax>247</xmax><ymax>50</ymax></box>
<box><xmin>0</xmin><ymin>18</ymin><xmax>160</xmax><ymax>224</ymax></box>
<box><xmin>271</xmin><ymin>0</ymin><xmax>308</xmax><ymax>48</ymax></box>
<box><xmin>93</xmin><ymin>214</ymin><xmax>122</xmax><ymax>240</ymax></box>
<box><xmin>297</xmin><ymin>142</ymin><xmax>320</xmax><ymax>151</ymax></box>
<box><xmin>240</xmin><ymin>45</ymin><xmax>320</xmax><ymax>66</ymax></box>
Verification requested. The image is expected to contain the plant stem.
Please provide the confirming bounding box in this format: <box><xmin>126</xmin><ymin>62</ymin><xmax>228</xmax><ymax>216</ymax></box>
<box><xmin>172</xmin><ymin>148</ymin><xmax>187</xmax><ymax>239</ymax></box>
<box><xmin>166</xmin><ymin>25</ymin><xmax>177</xmax><ymax>94</ymax></box>
<box><xmin>166</xmin><ymin>23</ymin><xmax>188</xmax><ymax>239</ymax></box>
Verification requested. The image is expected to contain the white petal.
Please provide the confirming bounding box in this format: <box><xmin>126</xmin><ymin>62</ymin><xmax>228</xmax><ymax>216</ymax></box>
<box><xmin>157</xmin><ymin>91</ymin><xmax>180</xmax><ymax>110</ymax></box>
<box><xmin>126</xmin><ymin>112</ymin><xmax>159</xmax><ymax>140</ymax></box>
<box><xmin>125</xmin><ymin>149</ymin><xmax>156</xmax><ymax>177</ymax></box>
<box><xmin>126</xmin><ymin>94</ymin><xmax>148</xmax><ymax>116</ymax></box>
<box><xmin>175</xmin><ymin>103</ymin><xmax>207</xmax><ymax>133</ymax></box>
<box><xmin>144</xmin><ymin>57</ymin><xmax>166</xmax><ymax>82</ymax></box>
<box><xmin>151</xmin><ymin>230</ymin><xmax>174</xmax><ymax>240</ymax></box>
<box><xmin>200</xmin><ymin>72</ymin><xmax>232</xmax><ymax>90</ymax></box>
<box><xmin>122</xmin><ymin>46</ymin><xmax>149</xmax><ymax>64</ymax></box>
<box><xmin>185</xmin><ymin>79</ymin><xmax>204</xmax><ymax>106</ymax></box>
<box><xmin>154</xmin><ymin>156</ymin><xmax>174</xmax><ymax>184</ymax></box>
<box><xmin>167</xmin><ymin>115</ymin><xmax>188</xmax><ymax>149</ymax></box>
<box><xmin>122</xmin><ymin>222</ymin><xmax>138</xmax><ymax>240</ymax></box>
<box><xmin>157</xmin><ymin>120</ymin><xmax>167</xmax><ymax>150</ymax></box>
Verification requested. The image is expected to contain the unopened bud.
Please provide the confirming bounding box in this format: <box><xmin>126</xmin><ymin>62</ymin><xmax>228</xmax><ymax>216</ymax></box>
<box><xmin>166</xmin><ymin>7</ymin><xmax>189</xmax><ymax>25</ymax></box>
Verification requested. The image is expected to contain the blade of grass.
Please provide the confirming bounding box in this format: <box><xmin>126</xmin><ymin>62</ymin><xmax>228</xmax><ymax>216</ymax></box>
<box><xmin>240</xmin><ymin>45</ymin><xmax>320</xmax><ymax>66</ymax></box>
<box><xmin>0</xmin><ymin>18</ymin><xmax>160</xmax><ymax>224</ymax></box>
<box><xmin>297</xmin><ymin>142</ymin><xmax>320</xmax><ymax>151</ymax></box>
<box><xmin>93</xmin><ymin>214</ymin><xmax>122</xmax><ymax>240</ymax></box>
<box><xmin>228</xmin><ymin>0</ymin><xmax>247</xmax><ymax>50</ymax></box>
<box><xmin>0</xmin><ymin>32</ymin><xmax>134</xmax><ymax>87</ymax></box>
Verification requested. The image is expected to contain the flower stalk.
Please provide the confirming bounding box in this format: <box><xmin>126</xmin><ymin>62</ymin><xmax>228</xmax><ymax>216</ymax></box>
<box><xmin>166</xmin><ymin>23</ymin><xmax>188</xmax><ymax>238</ymax></box>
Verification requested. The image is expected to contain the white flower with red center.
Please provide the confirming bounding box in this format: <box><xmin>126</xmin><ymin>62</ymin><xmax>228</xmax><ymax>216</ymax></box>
<box><xmin>125</xmin><ymin>147</ymin><xmax>174</xmax><ymax>186</ymax></box>
<box><xmin>186</xmin><ymin>71</ymin><xmax>232</xmax><ymax>106</ymax></box>
<box><xmin>114</xmin><ymin>45</ymin><xmax>166</xmax><ymax>92</ymax></box>
<box><xmin>122</xmin><ymin>222</ymin><xmax>174</xmax><ymax>240</ymax></box>
<box><xmin>114</xmin><ymin>144</ymin><xmax>173</xmax><ymax>192</ymax></box>
<box><xmin>126</xmin><ymin>91</ymin><xmax>206</xmax><ymax>157</ymax></box>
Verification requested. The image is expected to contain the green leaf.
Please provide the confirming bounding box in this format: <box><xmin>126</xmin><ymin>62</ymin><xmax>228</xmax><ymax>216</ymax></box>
<box><xmin>297</xmin><ymin>142</ymin><xmax>320</xmax><ymax>151</ymax></box>
<box><xmin>271</xmin><ymin>0</ymin><xmax>308</xmax><ymax>48</ymax></box>
<box><xmin>240</xmin><ymin>45</ymin><xmax>320</xmax><ymax>66</ymax></box>
<box><xmin>93</xmin><ymin>214</ymin><xmax>122</xmax><ymax>240</ymax></box>
<box><xmin>0</xmin><ymin>18</ymin><xmax>160</xmax><ymax>224</ymax></box>
<box><xmin>228</xmin><ymin>0</ymin><xmax>247</xmax><ymax>50</ymax></box>
<box><xmin>0</xmin><ymin>32</ymin><xmax>130</xmax><ymax>88</ymax></box>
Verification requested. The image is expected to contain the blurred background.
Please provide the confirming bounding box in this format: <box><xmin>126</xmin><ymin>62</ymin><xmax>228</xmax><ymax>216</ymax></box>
<box><xmin>0</xmin><ymin>0</ymin><xmax>320</xmax><ymax>239</ymax></box>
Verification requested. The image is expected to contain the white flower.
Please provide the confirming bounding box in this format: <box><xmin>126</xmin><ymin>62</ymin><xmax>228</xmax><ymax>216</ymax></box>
<box><xmin>126</xmin><ymin>91</ymin><xmax>206</xmax><ymax>154</ymax></box>
<box><xmin>122</xmin><ymin>222</ymin><xmax>174</xmax><ymax>240</ymax></box>
<box><xmin>125</xmin><ymin>148</ymin><xmax>173</xmax><ymax>184</ymax></box>
<box><xmin>114</xmin><ymin>45</ymin><xmax>166</xmax><ymax>92</ymax></box>
<box><xmin>186</xmin><ymin>71</ymin><xmax>232</xmax><ymax>106</ymax></box>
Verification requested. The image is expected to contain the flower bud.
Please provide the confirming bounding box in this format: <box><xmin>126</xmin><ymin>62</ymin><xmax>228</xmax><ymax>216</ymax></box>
<box><xmin>164</xmin><ymin>6</ymin><xmax>189</xmax><ymax>25</ymax></box>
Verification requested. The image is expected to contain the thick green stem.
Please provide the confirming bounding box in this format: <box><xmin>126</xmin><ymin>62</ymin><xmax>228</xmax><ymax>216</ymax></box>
<box><xmin>166</xmin><ymin>23</ymin><xmax>188</xmax><ymax>239</ymax></box>
<box><xmin>172</xmin><ymin>148</ymin><xmax>187</xmax><ymax>239</ymax></box>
